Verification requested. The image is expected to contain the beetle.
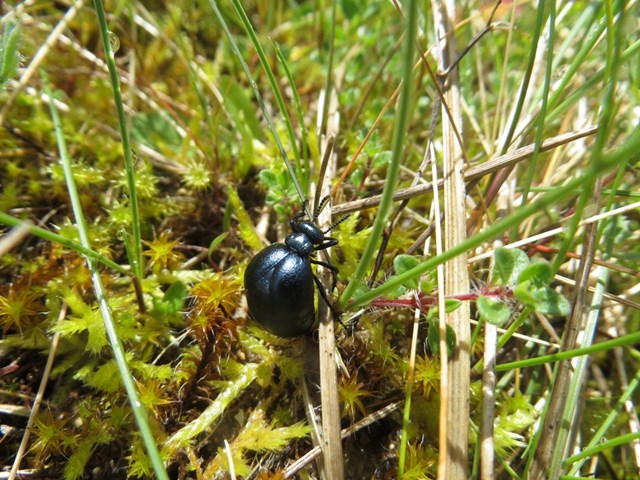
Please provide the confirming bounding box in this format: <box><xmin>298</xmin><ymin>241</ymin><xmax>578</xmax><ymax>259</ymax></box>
<box><xmin>244</xmin><ymin>197</ymin><xmax>344</xmax><ymax>337</ymax></box>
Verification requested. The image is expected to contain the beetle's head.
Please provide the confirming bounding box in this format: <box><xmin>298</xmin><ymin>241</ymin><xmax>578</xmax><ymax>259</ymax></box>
<box><xmin>291</xmin><ymin>220</ymin><xmax>325</xmax><ymax>244</ymax></box>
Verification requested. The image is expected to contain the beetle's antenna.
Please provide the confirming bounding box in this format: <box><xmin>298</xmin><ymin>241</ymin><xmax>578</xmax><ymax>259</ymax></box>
<box><xmin>314</xmin><ymin>195</ymin><xmax>331</xmax><ymax>221</ymax></box>
<box><xmin>324</xmin><ymin>213</ymin><xmax>350</xmax><ymax>234</ymax></box>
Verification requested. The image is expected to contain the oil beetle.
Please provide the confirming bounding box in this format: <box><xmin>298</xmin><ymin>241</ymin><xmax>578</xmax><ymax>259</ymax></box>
<box><xmin>244</xmin><ymin>197</ymin><xmax>345</xmax><ymax>338</ymax></box>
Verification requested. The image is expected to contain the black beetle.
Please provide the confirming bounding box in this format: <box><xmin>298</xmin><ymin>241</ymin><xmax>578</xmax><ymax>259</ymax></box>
<box><xmin>244</xmin><ymin>198</ymin><xmax>343</xmax><ymax>338</ymax></box>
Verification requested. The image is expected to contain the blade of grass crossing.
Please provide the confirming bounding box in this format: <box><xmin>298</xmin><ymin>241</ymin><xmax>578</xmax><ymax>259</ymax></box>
<box><xmin>552</xmin><ymin>0</ymin><xmax>625</xmax><ymax>275</ymax></box>
<box><xmin>339</xmin><ymin>0</ymin><xmax>419</xmax><ymax>308</ymax></box>
<box><xmin>590</xmin><ymin>0</ymin><xmax>624</xmax><ymax>168</ymax></box>
<box><xmin>549</xmin><ymin>3</ymin><xmax>604</xmax><ymax>115</ymax></box>
<box><xmin>175</xmin><ymin>32</ymin><xmax>215</xmax><ymax>140</ymax></box>
<box><xmin>537</xmin><ymin>3</ymin><xmax>600</xmax><ymax>111</ymax></box>
<box><xmin>347</xmin><ymin>172</ymin><xmax>588</xmax><ymax>309</ymax></box>
<box><xmin>41</xmin><ymin>71</ymin><xmax>169</xmax><ymax>480</ymax></box>
<box><xmin>496</xmin><ymin>330</ymin><xmax>640</xmax><ymax>372</ymax></box>
<box><xmin>534</xmin><ymin>8</ymin><xmax>624</xmax><ymax>477</ymax></box>
<box><xmin>560</xmin><ymin>106</ymin><xmax>634</xmax><ymax>475</ymax></box>
<box><xmin>548</xmin><ymin>37</ymin><xmax>640</xmax><ymax>125</ymax></box>
<box><xmin>551</xmin><ymin>265</ymin><xmax>606</xmax><ymax>476</ymax></box>
<box><xmin>564</xmin><ymin>432</ymin><xmax>640</xmax><ymax>467</ymax></box>
<box><xmin>93</xmin><ymin>0</ymin><xmax>144</xmax><ymax>279</ymax></box>
<box><xmin>0</xmin><ymin>213</ymin><xmax>129</xmax><ymax>276</ymax></box>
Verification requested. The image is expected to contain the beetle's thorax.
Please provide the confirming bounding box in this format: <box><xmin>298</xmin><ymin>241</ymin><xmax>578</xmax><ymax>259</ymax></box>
<box><xmin>285</xmin><ymin>232</ymin><xmax>313</xmax><ymax>256</ymax></box>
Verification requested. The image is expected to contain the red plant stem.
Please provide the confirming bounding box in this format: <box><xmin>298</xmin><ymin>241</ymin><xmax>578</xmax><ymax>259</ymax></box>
<box><xmin>370</xmin><ymin>286</ymin><xmax>513</xmax><ymax>312</ymax></box>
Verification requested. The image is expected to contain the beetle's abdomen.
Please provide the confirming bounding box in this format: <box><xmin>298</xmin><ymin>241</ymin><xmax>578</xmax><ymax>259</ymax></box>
<box><xmin>244</xmin><ymin>244</ymin><xmax>315</xmax><ymax>337</ymax></box>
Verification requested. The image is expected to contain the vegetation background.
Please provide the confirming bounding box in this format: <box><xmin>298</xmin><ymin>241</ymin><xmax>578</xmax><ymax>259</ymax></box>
<box><xmin>0</xmin><ymin>0</ymin><xmax>638</xmax><ymax>479</ymax></box>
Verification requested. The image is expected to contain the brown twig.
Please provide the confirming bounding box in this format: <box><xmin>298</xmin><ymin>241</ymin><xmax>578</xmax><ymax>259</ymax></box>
<box><xmin>331</xmin><ymin>125</ymin><xmax>598</xmax><ymax>216</ymax></box>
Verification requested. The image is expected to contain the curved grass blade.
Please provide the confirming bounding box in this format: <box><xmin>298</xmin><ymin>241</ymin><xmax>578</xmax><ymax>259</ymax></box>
<box><xmin>0</xmin><ymin>213</ymin><xmax>129</xmax><ymax>276</ymax></box>
<box><xmin>93</xmin><ymin>0</ymin><xmax>143</xmax><ymax>279</ymax></box>
<box><xmin>208</xmin><ymin>0</ymin><xmax>308</xmax><ymax>210</ymax></box>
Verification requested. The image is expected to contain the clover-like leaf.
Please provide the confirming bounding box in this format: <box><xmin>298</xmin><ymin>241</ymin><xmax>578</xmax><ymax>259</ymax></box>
<box><xmin>477</xmin><ymin>296</ymin><xmax>512</xmax><ymax>326</ymax></box>
<box><xmin>494</xmin><ymin>248</ymin><xmax>529</xmax><ymax>285</ymax></box>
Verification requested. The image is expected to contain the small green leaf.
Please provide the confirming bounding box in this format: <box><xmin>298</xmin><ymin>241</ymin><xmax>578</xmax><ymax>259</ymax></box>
<box><xmin>0</xmin><ymin>21</ymin><xmax>22</xmax><ymax>88</ymax></box>
<box><xmin>393</xmin><ymin>255</ymin><xmax>421</xmax><ymax>289</ymax></box>
<box><xmin>426</xmin><ymin>299</ymin><xmax>462</xmax><ymax>320</ymax></box>
<box><xmin>514</xmin><ymin>284</ymin><xmax>571</xmax><ymax>317</ymax></box>
<box><xmin>427</xmin><ymin>319</ymin><xmax>456</xmax><ymax>357</ymax></box>
<box><xmin>373</xmin><ymin>150</ymin><xmax>392</xmax><ymax>168</ymax></box>
<box><xmin>131</xmin><ymin>112</ymin><xmax>182</xmax><ymax>151</ymax></box>
<box><xmin>384</xmin><ymin>275</ymin><xmax>407</xmax><ymax>299</ymax></box>
<box><xmin>351</xmin><ymin>168</ymin><xmax>363</xmax><ymax>189</ymax></box>
<box><xmin>477</xmin><ymin>296</ymin><xmax>511</xmax><ymax>326</ymax></box>
<box><xmin>513</xmin><ymin>282</ymin><xmax>539</xmax><ymax>306</ymax></box>
<box><xmin>351</xmin><ymin>280</ymin><xmax>372</xmax><ymax>299</ymax></box>
<box><xmin>531</xmin><ymin>287</ymin><xmax>572</xmax><ymax>316</ymax></box>
<box><xmin>517</xmin><ymin>262</ymin><xmax>552</xmax><ymax>286</ymax></box>
<box><xmin>208</xmin><ymin>232</ymin><xmax>229</xmax><ymax>256</ymax></box>
<box><xmin>342</xmin><ymin>0</ymin><xmax>358</xmax><ymax>18</ymax></box>
<box><xmin>153</xmin><ymin>281</ymin><xmax>187</xmax><ymax>317</ymax></box>
<box><xmin>258</xmin><ymin>169</ymin><xmax>278</xmax><ymax>189</ymax></box>
<box><xmin>494</xmin><ymin>248</ymin><xmax>530</xmax><ymax>285</ymax></box>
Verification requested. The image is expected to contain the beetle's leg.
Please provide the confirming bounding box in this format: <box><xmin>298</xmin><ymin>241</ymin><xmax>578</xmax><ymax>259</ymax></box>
<box><xmin>314</xmin><ymin>237</ymin><xmax>339</xmax><ymax>251</ymax></box>
<box><xmin>313</xmin><ymin>238</ymin><xmax>339</xmax><ymax>284</ymax></box>
<box><xmin>312</xmin><ymin>273</ymin><xmax>341</xmax><ymax>321</ymax></box>
<box><xmin>310</xmin><ymin>258</ymin><xmax>338</xmax><ymax>273</ymax></box>
<box><xmin>311</xmin><ymin>258</ymin><xmax>339</xmax><ymax>290</ymax></box>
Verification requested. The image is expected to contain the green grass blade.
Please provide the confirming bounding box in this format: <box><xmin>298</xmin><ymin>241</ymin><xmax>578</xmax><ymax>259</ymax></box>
<box><xmin>548</xmin><ymin>37</ymin><xmax>640</xmax><ymax>124</ymax></box>
<box><xmin>41</xmin><ymin>70</ymin><xmax>169</xmax><ymax>480</ymax></box>
<box><xmin>496</xmin><ymin>330</ymin><xmax>640</xmax><ymax>372</ymax></box>
<box><xmin>93</xmin><ymin>0</ymin><xmax>143</xmax><ymax>279</ymax></box>
<box><xmin>566</xmin><ymin>365</ymin><xmax>640</xmax><ymax>474</ymax></box>
<box><xmin>229</xmin><ymin>0</ymin><xmax>302</xmax><ymax>172</ymax></box>
<box><xmin>273</xmin><ymin>40</ymin><xmax>310</xmax><ymax>185</ymax></box>
<box><xmin>347</xmin><ymin>172</ymin><xmax>586</xmax><ymax>309</ymax></box>
<box><xmin>516</xmin><ymin>1</ymin><xmax>556</xmax><ymax>227</ymax></box>
<box><xmin>0</xmin><ymin>213</ymin><xmax>129</xmax><ymax>276</ymax></box>
<box><xmin>545</xmin><ymin>3</ymin><xmax>602</xmax><ymax>114</ymax></box>
<box><xmin>318</xmin><ymin>0</ymin><xmax>337</xmax><ymax>136</ymax></box>
<box><xmin>339</xmin><ymin>0</ymin><xmax>419</xmax><ymax>309</ymax></box>
<box><xmin>498</xmin><ymin>0</ymin><xmax>545</xmax><ymax>153</ymax></box>
<box><xmin>564</xmin><ymin>431</ymin><xmax>640</xmax><ymax>466</ymax></box>
<box><xmin>209</xmin><ymin>0</ymin><xmax>308</xmax><ymax>207</ymax></box>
